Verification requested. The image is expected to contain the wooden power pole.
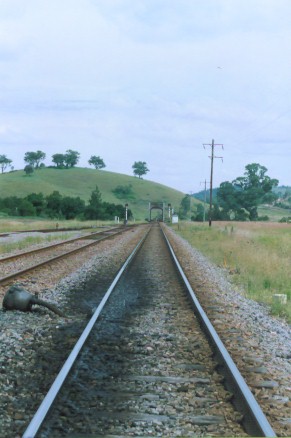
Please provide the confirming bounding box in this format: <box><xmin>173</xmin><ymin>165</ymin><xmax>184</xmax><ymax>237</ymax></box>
<box><xmin>203</xmin><ymin>139</ymin><xmax>223</xmax><ymax>227</ymax></box>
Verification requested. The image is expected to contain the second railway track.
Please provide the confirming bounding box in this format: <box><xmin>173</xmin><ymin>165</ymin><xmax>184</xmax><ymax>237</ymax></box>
<box><xmin>0</xmin><ymin>226</ymin><xmax>134</xmax><ymax>285</ymax></box>
<box><xmin>22</xmin><ymin>224</ymin><xmax>275</xmax><ymax>437</ymax></box>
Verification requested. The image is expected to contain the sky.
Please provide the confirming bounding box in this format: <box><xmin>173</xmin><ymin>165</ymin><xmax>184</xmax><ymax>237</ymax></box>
<box><xmin>0</xmin><ymin>0</ymin><xmax>290</xmax><ymax>194</ymax></box>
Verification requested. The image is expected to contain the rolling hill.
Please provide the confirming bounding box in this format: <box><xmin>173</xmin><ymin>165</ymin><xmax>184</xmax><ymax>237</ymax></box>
<box><xmin>0</xmin><ymin>167</ymin><xmax>190</xmax><ymax>220</ymax></box>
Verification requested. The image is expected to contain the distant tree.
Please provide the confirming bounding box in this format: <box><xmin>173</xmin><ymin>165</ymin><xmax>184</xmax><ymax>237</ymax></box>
<box><xmin>132</xmin><ymin>161</ymin><xmax>149</xmax><ymax>178</ymax></box>
<box><xmin>88</xmin><ymin>155</ymin><xmax>106</xmax><ymax>169</ymax></box>
<box><xmin>64</xmin><ymin>149</ymin><xmax>80</xmax><ymax>168</ymax></box>
<box><xmin>24</xmin><ymin>150</ymin><xmax>46</xmax><ymax>168</ymax></box>
<box><xmin>84</xmin><ymin>186</ymin><xmax>104</xmax><ymax>219</ymax></box>
<box><xmin>261</xmin><ymin>191</ymin><xmax>277</xmax><ymax>204</ymax></box>
<box><xmin>217</xmin><ymin>182</ymin><xmax>239</xmax><ymax>218</ymax></box>
<box><xmin>52</xmin><ymin>153</ymin><xmax>66</xmax><ymax>168</ymax></box>
<box><xmin>0</xmin><ymin>196</ymin><xmax>21</xmax><ymax>216</ymax></box>
<box><xmin>25</xmin><ymin>193</ymin><xmax>46</xmax><ymax>216</ymax></box>
<box><xmin>235</xmin><ymin>207</ymin><xmax>251</xmax><ymax>221</ymax></box>
<box><xmin>1</xmin><ymin>196</ymin><xmax>36</xmax><ymax>216</ymax></box>
<box><xmin>191</xmin><ymin>203</ymin><xmax>205</xmax><ymax>222</ymax></box>
<box><xmin>0</xmin><ymin>155</ymin><xmax>12</xmax><ymax>173</ymax></box>
<box><xmin>102</xmin><ymin>202</ymin><xmax>132</xmax><ymax>220</ymax></box>
<box><xmin>217</xmin><ymin>163</ymin><xmax>279</xmax><ymax>221</ymax></box>
<box><xmin>24</xmin><ymin>164</ymin><xmax>34</xmax><ymax>176</ymax></box>
<box><xmin>179</xmin><ymin>195</ymin><xmax>191</xmax><ymax>219</ymax></box>
<box><xmin>60</xmin><ymin>196</ymin><xmax>85</xmax><ymax>219</ymax></box>
<box><xmin>18</xmin><ymin>199</ymin><xmax>36</xmax><ymax>216</ymax></box>
<box><xmin>46</xmin><ymin>191</ymin><xmax>63</xmax><ymax>218</ymax></box>
<box><xmin>232</xmin><ymin>163</ymin><xmax>278</xmax><ymax>220</ymax></box>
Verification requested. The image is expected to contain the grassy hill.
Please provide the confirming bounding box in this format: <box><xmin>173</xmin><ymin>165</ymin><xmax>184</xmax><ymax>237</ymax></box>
<box><xmin>257</xmin><ymin>205</ymin><xmax>291</xmax><ymax>222</ymax></box>
<box><xmin>0</xmin><ymin>167</ymin><xmax>189</xmax><ymax>220</ymax></box>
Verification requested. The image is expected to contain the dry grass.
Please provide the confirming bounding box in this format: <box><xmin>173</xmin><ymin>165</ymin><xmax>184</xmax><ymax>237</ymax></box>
<box><xmin>172</xmin><ymin>221</ymin><xmax>291</xmax><ymax>322</ymax></box>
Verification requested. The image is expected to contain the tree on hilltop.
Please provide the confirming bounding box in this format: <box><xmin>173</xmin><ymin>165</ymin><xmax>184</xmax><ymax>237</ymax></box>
<box><xmin>24</xmin><ymin>150</ymin><xmax>46</xmax><ymax>168</ymax></box>
<box><xmin>0</xmin><ymin>155</ymin><xmax>12</xmax><ymax>173</ymax></box>
<box><xmin>52</xmin><ymin>150</ymin><xmax>80</xmax><ymax>168</ymax></box>
<box><xmin>64</xmin><ymin>149</ymin><xmax>80</xmax><ymax>168</ymax></box>
<box><xmin>88</xmin><ymin>155</ymin><xmax>106</xmax><ymax>169</ymax></box>
<box><xmin>132</xmin><ymin>161</ymin><xmax>149</xmax><ymax>179</ymax></box>
<box><xmin>52</xmin><ymin>153</ymin><xmax>66</xmax><ymax>168</ymax></box>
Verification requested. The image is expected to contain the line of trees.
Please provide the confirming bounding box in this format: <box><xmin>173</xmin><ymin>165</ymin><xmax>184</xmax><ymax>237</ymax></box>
<box><xmin>0</xmin><ymin>186</ymin><xmax>132</xmax><ymax>220</ymax></box>
<box><xmin>0</xmin><ymin>151</ymin><xmax>150</xmax><ymax>178</ymax></box>
<box><xmin>0</xmin><ymin>150</ymin><xmax>106</xmax><ymax>173</ymax></box>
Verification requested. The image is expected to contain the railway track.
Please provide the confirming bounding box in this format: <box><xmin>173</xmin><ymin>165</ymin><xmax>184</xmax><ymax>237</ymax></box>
<box><xmin>0</xmin><ymin>225</ymin><xmax>133</xmax><ymax>286</ymax></box>
<box><xmin>0</xmin><ymin>226</ymin><xmax>94</xmax><ymax>238</ymax></box>
<box><xmin>22</xmin><ymin>224</ymin><xmax>275</xmax><ymax>437</ymax></box>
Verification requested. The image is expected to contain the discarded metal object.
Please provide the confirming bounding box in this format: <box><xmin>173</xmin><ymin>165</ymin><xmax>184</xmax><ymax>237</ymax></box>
<box><xmin>2</xmin><ymin>284</ymin><xmax>65</xmax><ymax>317</ymax></box>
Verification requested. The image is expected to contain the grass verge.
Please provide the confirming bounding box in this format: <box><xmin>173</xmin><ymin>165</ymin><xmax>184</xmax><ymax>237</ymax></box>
<box><xmin>172</xmin><ymin>221</ymin><xmax>291</xmax><ymax>323</ymax></box>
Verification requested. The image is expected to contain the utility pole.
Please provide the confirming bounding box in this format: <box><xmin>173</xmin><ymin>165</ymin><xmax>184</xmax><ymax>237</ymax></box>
<box><xmin>200</xmin><ymin>180</ymin><xmax>210</xmax><ymax>222</ymax></box>
<box><xmin>203</xmin><ymin>139</ymin><xmax>223</xmax><ymax>227</ymax></box>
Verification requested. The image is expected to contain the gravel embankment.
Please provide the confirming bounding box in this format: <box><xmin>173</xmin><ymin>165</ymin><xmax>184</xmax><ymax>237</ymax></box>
<box><xmin>0</xmin><ymin>223</ymin><xmax>290</xmax><ymax>437</ymax></box>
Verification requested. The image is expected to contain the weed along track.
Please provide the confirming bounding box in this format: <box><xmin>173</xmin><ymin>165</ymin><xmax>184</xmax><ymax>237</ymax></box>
<box><xmin>23</xmin><ymin>224</ymin><xmax>275</xmax><ymax>437</ymax></box>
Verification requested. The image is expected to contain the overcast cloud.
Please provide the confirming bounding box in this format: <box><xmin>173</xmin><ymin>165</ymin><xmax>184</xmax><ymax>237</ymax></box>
<box><xmin>0</xmin><ymin>0</ymin><xmax>290</xmax><ymax>193</ymax></box>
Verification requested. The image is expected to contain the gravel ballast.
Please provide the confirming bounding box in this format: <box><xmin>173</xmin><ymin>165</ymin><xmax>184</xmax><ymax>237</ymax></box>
<box><xmin>0</xmin><ymin>223</ymin><xmax>290</xmax><ymax>437</ymax></box>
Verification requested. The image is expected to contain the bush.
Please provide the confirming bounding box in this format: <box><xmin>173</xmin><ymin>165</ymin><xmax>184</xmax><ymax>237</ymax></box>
<box><xmin>257</xmin><ymin>215</ymin><xmax>269</xmax><ymax>221</ymax></box>
<box><xmin>279</xmin><ymin>217</ymin><xmax>291</xmax><ymax>223</ymax></box>
<box><xmin>24</xmin><ymin>164</ymin><xmax>34</xmax><ymax>176</ymax></box>
<box><xmin>112</xmin><ymin>184</ymin><xmax>135</xmax><ymax>200</ymax></box>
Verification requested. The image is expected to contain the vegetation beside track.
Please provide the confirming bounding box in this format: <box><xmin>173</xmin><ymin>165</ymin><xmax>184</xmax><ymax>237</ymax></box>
<box><xmin>172</xmin><ymin>221</ymin><xmax>291</xmax><ymax>322</ymax></box>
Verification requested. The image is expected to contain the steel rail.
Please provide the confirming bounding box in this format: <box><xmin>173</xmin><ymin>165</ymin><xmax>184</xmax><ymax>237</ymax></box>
<box><xmin>162</xmin><ymin>227</ymin><xmax>276</xmax><ymax>437</ymax></box>
<box><xmin>0</xmin><ymin>227</ymin><xmax>133</xmax><ymax>286</ymax></box>
<box><xmin>22</xmin><ymin>226</ymin><xmax>150</xmax><ymax>438</ymax></box>
<box><xmin>0</xmin><ymin>226</ymin><xmax>126</xmax><ymax>263</ymax></box>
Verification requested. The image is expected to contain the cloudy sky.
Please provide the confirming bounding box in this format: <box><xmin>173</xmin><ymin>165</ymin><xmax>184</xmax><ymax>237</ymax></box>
<box><xmin>0</xmin><ymin>0</ymin><xmax>290</xmax><ymax>193</ymax></box>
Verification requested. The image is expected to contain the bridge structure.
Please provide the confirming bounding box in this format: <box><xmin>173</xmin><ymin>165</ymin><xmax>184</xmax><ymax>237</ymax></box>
<box><xmin>148</xmin><ymin>202</ymin><xmax>172</xmax><ymax>222</ymax></box>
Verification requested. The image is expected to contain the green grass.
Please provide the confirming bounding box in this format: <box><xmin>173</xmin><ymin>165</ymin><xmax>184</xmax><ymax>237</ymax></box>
<box><xmin>0</xmin><ymin>168</ymin><xmax>188</xmax><ymax>220</ymax></box>
<box><xmin>172</xmin><ymin>221</ymin><xmax>291</xmax><ymax>322</ymax></box>
<box><xmin>258</xmin><ymin>205</ymin><xmax>291</xmax><ymax>221</ymax></box>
